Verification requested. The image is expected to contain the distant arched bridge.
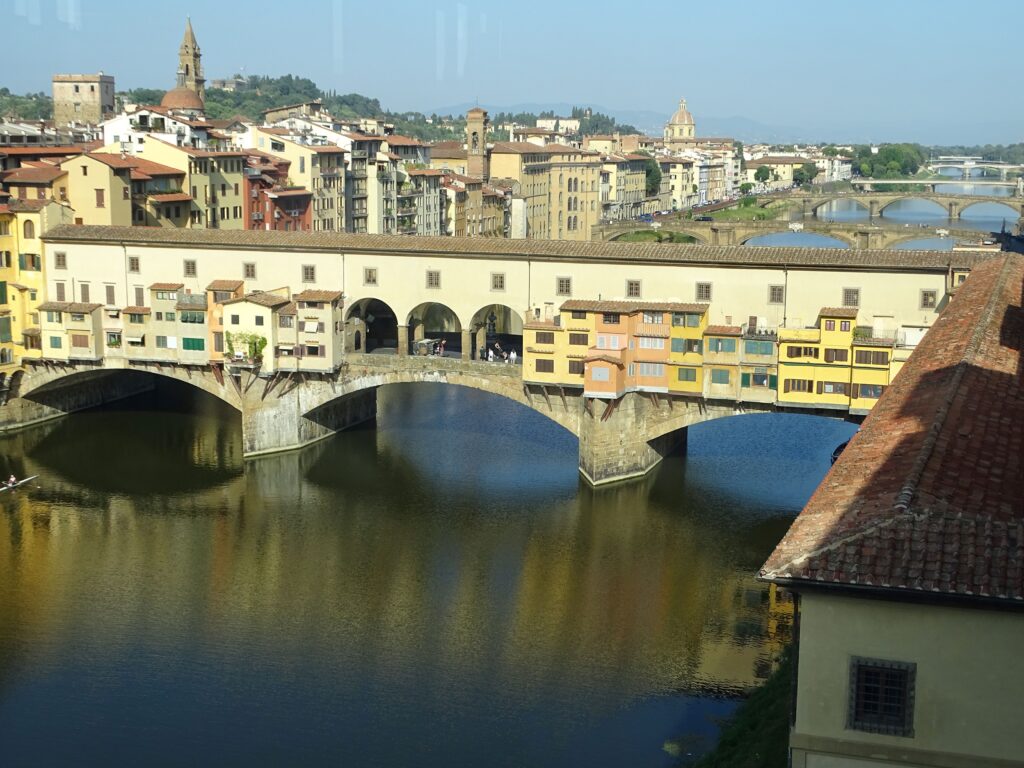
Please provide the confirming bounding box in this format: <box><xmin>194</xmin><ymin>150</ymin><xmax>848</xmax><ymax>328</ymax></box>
<box><xmin>773</xmin><ymin>190</ymin><xmax>1024</xmax><ymax>220</ymax></box>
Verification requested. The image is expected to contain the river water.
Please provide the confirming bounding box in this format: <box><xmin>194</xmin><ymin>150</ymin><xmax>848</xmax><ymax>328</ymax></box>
<box><xmin>0</xmin><ymin>380</ymin><xmax>857</xmax><ymax>766</ymax></box>
<box><xmin>746</xmin><ymin>177</ymin><xmax>1019</xmax><ymax>249</ymax></box>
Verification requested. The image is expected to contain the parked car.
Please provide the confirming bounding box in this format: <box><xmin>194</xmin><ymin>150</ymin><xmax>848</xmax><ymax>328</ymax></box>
<box><xmin>694</xmin><ymin>215</ymin><xmax>713</xmax><ymax>222</ymax></box>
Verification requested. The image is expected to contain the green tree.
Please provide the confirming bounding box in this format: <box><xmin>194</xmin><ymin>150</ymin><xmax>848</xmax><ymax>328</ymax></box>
<box><xmin>739</xmin><ymin>182</ymin><xmax>754</xmax><ymax>195</ymax></box>
<box><xmin>754</xmin><ymin>166</ymin><xmax>771</xmax><ymax>183</ymax></box>
<box><xmin>793</xmin><ymin>162</ymin><xmax>819</xmax><ymax>185</ymax></box>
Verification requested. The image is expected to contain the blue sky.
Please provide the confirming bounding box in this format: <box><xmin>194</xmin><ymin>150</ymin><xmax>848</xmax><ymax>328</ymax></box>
<box><xmin>3</xmin><ymin>0</ymin><xmax>1020</xmax><ymax>144</ymax></box>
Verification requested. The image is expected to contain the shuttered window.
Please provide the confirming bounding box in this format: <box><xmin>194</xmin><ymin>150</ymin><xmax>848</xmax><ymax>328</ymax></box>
<box><xmin>535</xmin><ymin>331</ymin><xmax>555</xmax><ymax>344</ymax></box>
<box><xmin>535</xmin><ymin>359</ymin><xmax>554</xmax><ymax>373</ymax></box>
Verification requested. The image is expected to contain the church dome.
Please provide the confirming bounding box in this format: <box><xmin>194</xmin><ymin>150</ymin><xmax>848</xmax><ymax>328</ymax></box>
<box><xmin>161</xmin><ymin>86</ymin><xmax>204</xmax><ymax>112</ymax></box>
<box><xmin>670</xmin><ymin>98</ymin><xmax>694</xmax><ymax>125</ymax></box>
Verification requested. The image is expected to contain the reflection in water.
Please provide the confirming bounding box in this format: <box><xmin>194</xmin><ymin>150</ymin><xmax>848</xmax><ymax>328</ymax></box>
<box><xmin>0</xmin><ymin>381</ymin><xmax>854</xmax><ymax>766</ymax></box>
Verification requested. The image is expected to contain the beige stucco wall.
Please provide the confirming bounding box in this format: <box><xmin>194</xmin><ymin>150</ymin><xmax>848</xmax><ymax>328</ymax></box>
<box><xmin>793</xmin><ymin>591</ymin><xmax>1024</xmax><ymax>767</ymax></box>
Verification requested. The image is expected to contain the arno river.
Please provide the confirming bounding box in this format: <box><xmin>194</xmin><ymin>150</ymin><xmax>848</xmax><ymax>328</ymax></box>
<box><xmin>0</xmin><ymin>381</ymin><xmax>856</xmax><ymax>765</ymax></box>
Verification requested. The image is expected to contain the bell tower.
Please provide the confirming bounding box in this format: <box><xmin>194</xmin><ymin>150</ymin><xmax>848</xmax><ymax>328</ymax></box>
<box><xmin>178</xmin><ymin>17</ymin><xmax>205</xmax><ymax>101</ymax></box>
<box><xmin>466</xmin><ymin>107</ymin><xmax>489</xmax><ymax>180</ymax></box>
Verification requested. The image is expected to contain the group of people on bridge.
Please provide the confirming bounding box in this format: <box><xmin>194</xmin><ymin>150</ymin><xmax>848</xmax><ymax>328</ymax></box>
<box><xmin>481</xmin><ymin>341</ymin><xmax>518</xmax><ymax>364</ymax></box>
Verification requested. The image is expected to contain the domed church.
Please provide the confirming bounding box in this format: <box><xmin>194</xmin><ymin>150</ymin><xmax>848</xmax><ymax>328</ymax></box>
<box><xmin>663</xmin><ymin>98</ymin><xmax>696</xmax><ymax>146</ymax></box>
<box><xmin>160</xmin><ymin>18</ymin><xmax>206</xmax><ymax>117</ymax></box>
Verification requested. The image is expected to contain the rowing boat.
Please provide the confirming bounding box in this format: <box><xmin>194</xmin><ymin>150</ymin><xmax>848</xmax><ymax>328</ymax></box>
<box><xmin>0</xmin><ymin>475</ymin><xmax>38</xmax><ymax>493</ymax></box>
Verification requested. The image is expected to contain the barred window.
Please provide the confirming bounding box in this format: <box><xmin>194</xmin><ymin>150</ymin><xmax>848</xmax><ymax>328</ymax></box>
<box><xmin>426</xmin><ymin>270</ymin><xmax>441</xmax><ymax>289</ymax></box>
<box><xmin>183</xmin><ymin>259</ymin><xmax>197</xmax><ymax>278</ymax></box>
<box><xmin>302</xmin><ymin>265</ymin><xmax>316</xmax><ymax>283</ymax></box>
<box><xmin>128</xmin><ymin>256</ymin><xmax>140</xmax><ymax>273</ymax></box>
<box><xmin>571</xmin><ymin>310</ymin><xmax>587</xmax><ymax>320</ymax></box>
<box><xmin>491</xmin><ymin>273</ymin><xmax>505</xmax><ymax>291</ymax></box>
<box><xmin>848</xmin><ymin>657</ymin><xmax>915</xmax><ymax>737</ymax></box>
<box><xmin>843</xmin><ymin>287</ymin><xmax>860</xmax><ymax>307</ymax></box>
<box><xmin>364</xmin><ymin>268</ymin><xmax>378</xmax><ymax>286</ymax></box>
<box><xmin>768</xmin><ymin>284</ymin><xmax>785</xmax><ymax>304</ymax></box>
<box><xmin>556</xmin><ymin>277</ymin><xmax>572</xmax><ymax>296</ymax></box>
<box><xmin>920</xmin><ymin>290</ymin><xmax>937</xmax><ymax>309</ymax></box>
<box><xmin>626</xmin><ymin>280</ymin><xmax>641</xmax><ymax>298</ymax></box>
<box><xmin>244</xmin><ymin>263</ymin><xmax>257</xmax><ymax>279</ymax></box>
<box><xmin>696</xmin><ymin>282</ymin><xmax>712</xmax><ymax>302</ymax></box>
<box><xmin>55</xmin><ymin>251</ymin><xmax>67</xmax><ymax>270</ymax></box>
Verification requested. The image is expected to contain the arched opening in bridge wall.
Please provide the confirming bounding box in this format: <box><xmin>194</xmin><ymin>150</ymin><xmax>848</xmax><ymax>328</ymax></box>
<box><xmin>876</xmin><ymin>197</ymin><xmax>949</xmax><ymax>219</ymax></box>
<box><xmin>742</xmin><ymin>232</ymin><xmax>850</xmax><ymax>249</ymax></box>
<box><xmin>469</xmin><ymin>304</ymin><xmax>525</xmax><ymax>361</ymax></box>
<box><xmin>959</xmin><ymin>199</ymin><xmax>1021</xmax><ymax>225</ymax></box>
<box><xmin>609</xmin><ymin>230</ymin><xmax>702</xmax><ymax>244</ymax></box>
<box><xmin>406</xmin><ymin>302</ymin><xmax>462</xmax><ymax>357</ymax></box>
<box><xmin>346</xmin><ymin>298</ymin><xmax>398</xmax><ymax>354</ymax></box>
<box><xmin>808</xmin><ymin>199</ymin><xmax>870</xmax><ymax>219</ymax></box>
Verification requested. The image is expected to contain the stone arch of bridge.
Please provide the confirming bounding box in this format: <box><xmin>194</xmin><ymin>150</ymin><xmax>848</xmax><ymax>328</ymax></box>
<box><xmin>806</xmin><ymin>197</ymin><xmax>870</xmax><ymax>216</ymax></box>
<box><xmin>608</xmin><ymin>228</ymin><xmax>709</xmax><ymax>244</ymax></box>
<box><xmin>738</xmin><ymin>229</ymin><xmax>856</xmax><ymax>248</ymax></box>
<box><xmin>302</xmin><ymin>373</ymin><xmax>581</xmax><ymax>437</ymax></box>
<box><xmin>346</xmin><ymin>297</ymin><xmax>399</xmax><ymax>353</ymax></box>
<box><xmin>469</xmin><ymin>303</ymin><xmax>525</xmax><ymax>360</ymax></box>
<box><xmin>876</xmin><ymin>196</ymin><xmax>950</xmax><ymax>216</ymax></box>
<box><xmin>13</xmin><ymin>364</ymin><xmax>240</xmax><ymax>411</ymax></box>
<box><xmin>957</xmin><ymin>198</ymin><xmax>1021</xmax><ymax>218</ymax></box>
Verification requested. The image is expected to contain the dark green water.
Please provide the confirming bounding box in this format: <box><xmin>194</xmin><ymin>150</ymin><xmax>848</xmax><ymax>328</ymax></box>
<box><xmin>0</xmin><ymin>379</ymin><xmax>856</xmax><ymax>766</ymax></box>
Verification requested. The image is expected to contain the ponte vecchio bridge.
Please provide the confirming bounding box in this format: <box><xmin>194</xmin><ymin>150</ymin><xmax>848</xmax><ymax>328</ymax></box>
<box><xmin>0</xmin><ymin>226</ymin><xmax>996</xmax><ymax>485</ymax></box>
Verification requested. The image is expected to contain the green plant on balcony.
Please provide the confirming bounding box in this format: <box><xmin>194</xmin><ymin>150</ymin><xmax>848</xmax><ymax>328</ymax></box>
<box><xmin>225</xmin><ymin>331</ymin><xmax>267</xmax><ymax>361</ymax></box>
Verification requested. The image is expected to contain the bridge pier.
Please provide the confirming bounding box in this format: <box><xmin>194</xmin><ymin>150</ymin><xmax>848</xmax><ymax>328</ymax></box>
<box><xmin>869</xmin><ymin>201</ymin><xmax>879</xmax><ymax>218</ymax></box>
<box><xmin>397</xmin><ymin>325</ymin><xmax>409</xmax><ymax>356</ymax></box>
<box><xmin>461</xmin><ymin>329</ymin><xmax>473</xmax><ymax>360</ymax></box>
<box><xmin>948</xmin><ymin>202</ymin><xmax>961</xmax><ymax>220</ymax></box>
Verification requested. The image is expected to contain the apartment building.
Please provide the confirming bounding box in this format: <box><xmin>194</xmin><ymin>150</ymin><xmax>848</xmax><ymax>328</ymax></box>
<box><xmin>0</xmin><ymin>163</ymin><xmax>68</xmax><ymax>204</ymax></box>
<box><xmin>62</xmin><ymin>152</ymin><xmax>188</xmax><ymax>228</ymax></box>
<box><xmin>136</xmin><ymin>139</ymin><xmax>247</xmax><ymax>229</ymax></box>
<box><xmin>400</xmin><ymin>169</ymin><xmax>443</xmax><ymax>236</ymax></box>
<box><xmin>599</xmin><ymin>154</ymin><xmax>647</xmax><ymax>221</ymax></box>
<box><xmin>659</xmin><ymin>157</ymin><xmax>699</xmax><ymax>211</ymax></box>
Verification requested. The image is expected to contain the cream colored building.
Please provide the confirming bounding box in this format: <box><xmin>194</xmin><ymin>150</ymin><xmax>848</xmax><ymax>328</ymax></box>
<box><xmin>663</xmin><ymin>99</ymin><xmax>696</xmax><ymax>146</ymax></box>
<box><xmin>600</xmin><ymin>154</ymin><xmax>647</xmax><ymax>221</ymax></box>
<box><xmin>659</xmin><ymin>157</ymin><xmax>699</xmax><ymax>211</ymax></box>
<box><xmin>52</xmin><ymin>73</ymin><xmax>115</xmax><ymax>126</ymax></box>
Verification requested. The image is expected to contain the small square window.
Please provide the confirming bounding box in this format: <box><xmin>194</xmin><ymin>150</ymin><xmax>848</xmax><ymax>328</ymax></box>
<box><xmin>55</xmin><ymin>251</ymin><xmax>67</xmax><ymax>270</ymax></box>
<box><xmin>255</xmin><ymin>316</ymin><xmax>264</xmax><ymax>326</ymax></box>
<box><xmin>769</xmin><ymin>285</ymin><xmax>785</xmax><ymax>304</ymax></box>
<box><xmin>556</xmin><ymin>277</ymin><xmax>572</xmax><ymax>296</ymax></box>
<box><xmin>491</xmin><ymin>273</ymin><xmax>505</xmax><ymax>291</ymax></box>
<box><xmin>302</xmin><ymin>265</ymin><xmax>316</xmax><ymax>283</ymax></box>
<box><xmin>696</xmin><ymin>282</ymin><xmax>712</xmax><ymax>302</ymax></box>
<box><xmin>848</xmin><ymin>657</ymin><xmax>915</xmax><ymax>738</ymax></box>
<box><xmin>231</xmin><ymin>315</ymin><xmax>240</xmax><ymax>325</ymax></box>
<box><xmin>183</xmin><ymin>259</ymin><xmax>197</xmax><ymax>278</ymax></box>
<box><xmin>364</xmin><ymin>268</ymin><xmax>378</xmax><ymax>286</ymax></box>
<box><xmin>426</xmin><ymin>270</ymin><xmax>441</xmax><ymax>289</ymax></box>
<box><xmin>626</xmin><ymin>279</ymin><xmax>641</xmax><ymax>299</ymax></box>
<box><xmin>128</xmin><ymin>256</ymin><xmax>140</xmax><ymax>273</ymax></box>
<box><xmin>920</xmin><ymin>290</ymin><xmax>937</xmax><ymax>310</ymax></box>
<box><xmin>843</xmin><ymin>287</ymin><xmax>860</xmax><ymax>308</ymax></box>
<box><xmin>244</xmin><ymin>263</ymin><xmax>257</xmax><ymax>279</ymax></box>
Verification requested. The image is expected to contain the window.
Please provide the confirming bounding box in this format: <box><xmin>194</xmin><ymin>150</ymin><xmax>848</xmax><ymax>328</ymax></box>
<box><xmin>55</xmin><ymin>283</ymin><xmax>66</xmax><ymax>302</ymax></box>
<box><xmin>255</xmin><ymin>316</ymin><xmax>264</xmax><ymax>327</ymax></box>
<box><xmin>710</xmin><ymin>368</ymin><xmax>731</xmax><ymax>385</ymax></box>
<box><xmin>602</xmin><ymin>313</ymin><xmax>619</xmax><ymax>324</ymax></box>
<box><xmin>94</xmin><ymin>189</ymin><xmax>105</xmax><ymax>208</ymax></box>
<box><xmin>155</xmin><ymin>312</ymin><xmax>163</xmax><ymax>321</ymax></box>
<box><xmin>128</xmin><ymin>313</ymin><xmax>144</xmax><ymax>323</ymax></box>
<box><xmin>535</xmin><ymin>359</ymin><xmax>554</xmax><ymax>373</ymax></box>
<box><xmin>568</xmin><ymin>361</ymin><xmax>584</xmax><ymax>375</ymax></box>
<box><xmin>824</xmin><ymin>320</ymin><xmax>835</xmax><ymax>331</ymax></box>
<box><xmin>824</xmin><ymin>348</ymin><xmax>849</xmax><ymax>363</ymax></box>
<box><xmin>570</xmin><ymin>310</ymin><xmax>588</xmax><ymax>320</ymax></box>
<box><xmin>79</xmin><ymin>283</ymin><xmax>90</xmax><ymax>302</ymax></box>
<box><xmin>672</xmin><ymin>312</ymin><xmax>702</xmax><ymax>328</ymax></box>
<box><xmin>848</xmin><ymin>658</ymin><xmax>915</xmax><ymax>737</ymax></box>
<box><xmin>155</xmin><ymin>336</ymin><xmax>168</xmax><ymax>349</ymax></box>
<box><xmin>49</xmin><ymin>336</ymin><xmax>62</xmax><ymax>349</ymax></box>
<box><xmin>244</xmin><ymin>263</ymin><xmax>257</xmax><ymax>279</ymax></box>
<box><xmin>231</xmin><ymin>315</ymin><xmax>240</xmax><ymax>325</ymax></box>
<box><xmin>855</xmin><ymin>350</ymin><xmax>889</xmax><ymax>365</ymax></box>
<box><xmin>744</xmin><ymin>340</ymin><xmax>773</xmax><ymax>356</ymax></box>
<box><xmin>123</xmin><ymin>186</ymin><xmax>130</xmax><ymax>201</ymax></box>
<box><xmin>569</xmin><ymin>333</ymin><xmax>588</xmax><ymax>346</ymax></box>
<box><xmin>820</xmin><ymin>381</ymin><xmax>849</xmax><ymax>395</ymax></box>
<box><xmin>23</xmin><ymin>220</ymin><xmax>34</xmax><ymax>239</ymax></box>
<box><xmin>279</xmin><ymin>315</ymin><xmax>293</xmax><ymax>328</ymax></box>
<box><xmin>683</xmin><ymin>339</ymin><xmax>701</xmax><ymax>354</ymax></box>
<box><xmin>180</xmin><ymin>311</ymin><xmax>205</xmax><ymax>324</ymax></box>
<box><xmin>642</xmin><ymin>312</ymin><xmax>661</xmax><ymax>324</ymax></box>
<box><xmin>297</xmin><ymin>265</ymin><xmax>315</xmax><ymax>283</ymax></box>
<box><xmin>696</xmin><ymin>282</ymin><xmax>712</xmax><ymax>302</ymax></box>
<box><xmin>0</xmin><ymin>317</ymin><xmax>10</xmax><ymax>343</ymax></box>
<box><xmin>638</xmin><ymin>362</ymin><xmax>664</xmax><ymax>377</ymax></box>
<box><xmin>856</xmin><ymin>383</ymin><xmax>885</xmax><ymax>399</ymax></box>
<box><xmin>491</xmin><ymin>273</ymin><xmax>505</xmax><ymax>291</ymax></box>
<box><xmin>71</xmin><ymin>334</ymin><xmax>89</xmax><ymax>348</ymax></box>
<box><xmin>841</xmin><ymin>321</ymin><xmax>851</xmax><ymax>332</ymax></box>
<box><xmin>182</xmin><ymin>337</ymin><xmax>205</xmax><ymax>351</ymax></box>
<box><xmin>750</xmin><ymin>367</ymin><xmax>770</xmax><ymax>388</ymax></box>
<box><xmin>70</xmin><ymin>313</ymin><xmax>85</xmax><ymax>322</ymax></box>
<box><xmin>426</xmin><ymin>270</ymin><xmax>441</xmax><ymax>289</ymax></box>
<box><xmin>134</xmin><ymin>286</ymin><xmax>144</xmax><ymax>306</ymax></box>
<box><xmin>556</xmin><ymin>277</ymin><xmax>572</xmax><ymax>296</ymax></box>
<box><xmin>155</xmin><ymin>291</ymin><xmax>178</xmax><ymax>301</ymax></box>
<box><xmin>677</xmin><ymin>367</ymin><xmax>697</xmax><ymax>382</ymax></box>
<box><xmin>769</xmin><ymin>285</ymin><xmax>785</xmax><ymax>304</ymax></box>
<box><xmin>55</xmin><ymin>251</ymin><xmax>67</xmax><ymax>270</ymax></box>
<box><xmin>105</xmin><ymin>285</ymin><xmax>116</xmax><ymax>305</ymax></box>
<box><xmin>626</xmin><ymin>280</ymin><xmax>641</xmax><ymax>298</ymax></box>
<box><xmin>706</xmin><ymin>337</ymin><xmax>736</xmax><ymax>354</ymax></box>
<box><xmin>920</xmin><ymin>290</ymin><xmax>937</xmax><ymax>309</ymax></box>
<box><xmin>638</xmin><ymin>337</ymin><xmax>665</xmax><ymax>349</ymax></box>
<box><xmin>786</xmin><ymin>346</ymin><xmax>819</xmax><ymax>359</ymax></box>
<box><xmin>128</xmin><ymin>256</ymin><xmax>140</xmax><ymax>273</ymax></box>
<box><xmin>591</xmin><ymin>366</ymin><xmax>610</xmax><ymax>382</ymax></box>
<box><xmin>535</xmin><ymin>331</ymin><xmax>555</xmax><ymax>345</ymax></box>
<box><xmin>165</xmin><ymin>312</ymin><xmax>176</xmax><ymax>321</ymax></box>
<box><xmin>843</xmin><ymin>288</ymin><xmax>860</xmax><ymax>307</ymax></box>
<box><xmin>784</xmin><ymin>378</ymin><xmax>813</xmax><ymax>393</ymax></box>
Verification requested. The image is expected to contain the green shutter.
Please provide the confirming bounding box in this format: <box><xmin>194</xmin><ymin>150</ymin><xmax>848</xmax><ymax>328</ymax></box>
<box><xmin>769</xmin><ymin>374</ymin><xmax>778</xmax><ymax>390</ymax></box>
<box><xmin>18</xmin><ymin>253</ymin><xmax>26</xmax><ymax>270</ymax></box>
<box><xmin>0</xmin><ymin>281</ymin><xmax>7</xmax><ymax>305</ymax></box>
<box><xmin>741</xmin><ymin>372</ymin><xmax>751</xmax><ymax>388</ymax></box>
<box><xmin>0</xmin><ymin>317</ymin><xmax>11</xmax><ymax>343</ymax></box>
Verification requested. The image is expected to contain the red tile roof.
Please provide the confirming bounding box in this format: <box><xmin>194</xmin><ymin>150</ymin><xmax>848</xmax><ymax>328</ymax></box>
<box><xmin>818</xmin><ymin>306</ymin><xmax>859</xmax><ymax>319</ymax></box>
<box><xmin>384</xmin><ymin>134</ymin><xmax>424</xmax><ymax>147</ymax></box>
<box><xmin>122</xmin><ymin>306</ymin><xmax>152</xmax><ymax>315</ymax></box>
<box><xmin>293</xmin><ymin>289</ymin><xmax>343</xmax><ymax>303</ymax></box>
<box><xmin>38</xmin><ymin>301</ymin><xmax>102</xmax><ymax>313</ymax></box>
<box><xmin>206</xmin><ymin>279</ymin><xmax>244</xmax><ymax>291</ymax></box>
<box><xmin>149</xmin><ymin>282</ymin><xmax>183</xmax><ymax>290</ymax></box>
<box><xmin>561</xmin><ymin>299</ymin><xmax>707</xmax><ymax>314</ymax></box>
<box><xmin>761</xmin><ymin>253</ymin><xmax>1024</xmax><ymax>604</ymax></box>
<box><xmin>704</xmin><ymin>325</ymin><xmax>743</xmax><ymax>336</ymax></box>
<box><xmin>149</xmin><ymin>192</ymin><xmax>192</xmax><ymax>203</ymax></box>
<box><xmin>0</xmin><ymin>166</ymin><xmax>65</xmax><ymax>183</ymax></box>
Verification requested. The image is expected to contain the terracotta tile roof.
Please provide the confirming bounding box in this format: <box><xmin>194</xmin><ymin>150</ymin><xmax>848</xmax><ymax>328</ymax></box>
<box><xmin>384</xmin><ymin>134</ymin><xmax>424</xmax><ymax>146</ymax></box>
<box><xmin>4</xmin><ymin>199</ymin><xmax>50</xmax><ymax>211</ymax></box>
<box><xmin>0</xmin><ymin>166</ymin><xmax>65</xmax><ymax>183</ymax></box>
<box><xmin>21</xmin><ymin>327</ymin><xmax>40</xmax><ymax>337</ymax></box>
<box><xmin>206</xmin><ymin>279</ymin><xmax>244</xmax><ymax>291</ymax></box>
<box><xmin>408</xmin><ymin>168</ymin><xmax>444</xmax><ymax>177</ymax></box>
<box><xmin>40</xmin><ymin>225</ymin><xmax>993</xmax><ymax>274</ymax></box>
<box><xmin>0</xmin><ymin>145</ymin><xmax>85</xmax><ymax>156</ymax></box>
<box><xmin>561</xmin><ymin>299</ymin><xmax>708</xmax><ymax>313</ymax></box>
<box><xmin>122</xmin><ymin>306</ymin><xmax>151</xmax><ymax>314</ymax></box>
<box><xmin>267</xmin><ymin>188</ymin><xmax>312</xmax><ymax>197</ymax></box>
<box><xmin>221</xmin><ymin>291</ymin><xmax>291</xmax><ymax>308</ymax></box>
<box><xmin>149</xmin><ymin>192</ymin><xmax>192</xmax><ymax>203</ymax></box>
<box><xmin>293</xmin><ymin>289</ymin><xmax>343</xmax><ymax>303</ymax></box>
<box><xmin>819</xmin><ymin>306</ymin><xmax>859</xmax><ymax>318</ymax></box>
<box><xmin>38</xmin><ymin>301</ymin><xmax>102</xmax><ymax>313</ymax></box>
<box><xmin>854</xmin><ymin>337</ymin><xmax>896</xmax><ymax>348</ymax></box>
<box><xmin>490</xmin><ymin>141</ymin><xmax>553</xmax><ymax>155</ymax></box>
<box><xmin>149</xmin><ymin>282</ymin><xmax>183</xmax><ymax>291</ymax></box>
<box><xmin>278</xmin><ymin>301</ymin><xmax>297</xmax><ymax>316</ymax></box>
<box><xmin>704</xmin><ymin>325</ymin><xmax>743</xmax><ymax>336</ymax></box>
<box><xmin>583</xmin><ymin>354</ymin><xmax>624</xmax><ymax>365</ymax></box>
<box><xmin>761</xmin><ymin>254</ymin><xmax>1024</xmax><ymax>604</ymax></box>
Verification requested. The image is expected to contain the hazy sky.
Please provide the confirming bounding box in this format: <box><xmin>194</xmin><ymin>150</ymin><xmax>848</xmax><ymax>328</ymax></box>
<box><xmin>3</xmin><ymin>0</ymin><xmax>1020</xmax><ymax>144</ymax></box>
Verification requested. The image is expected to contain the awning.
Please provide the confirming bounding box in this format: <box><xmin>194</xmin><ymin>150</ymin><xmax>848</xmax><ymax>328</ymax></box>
<box><xmin>126</xmin><ymin>336</ymin><xmax>144</xmax><ymax>343</ymax></box>
<box><xmin>302</xmin><ymin>321</ymin><xmax>319</xmax><ymax>333</ymax></box>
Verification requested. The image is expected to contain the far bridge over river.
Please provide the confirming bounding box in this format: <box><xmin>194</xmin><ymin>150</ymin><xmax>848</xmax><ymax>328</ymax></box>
<box><xmin>777</xmin><ymin>188</ymin><xmax>1024</xmax><ymax>221</ymax></box>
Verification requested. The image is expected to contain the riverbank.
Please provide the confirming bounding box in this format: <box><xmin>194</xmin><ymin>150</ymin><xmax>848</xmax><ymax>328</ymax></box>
<box><xmin>666</xmin><ymin>647</ymin><xmax>792</xmax><ymax>767</ymax></box>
